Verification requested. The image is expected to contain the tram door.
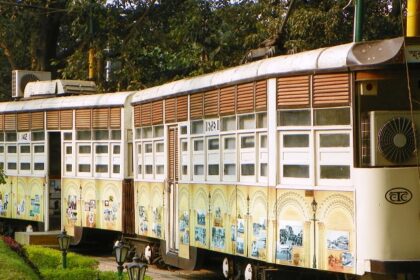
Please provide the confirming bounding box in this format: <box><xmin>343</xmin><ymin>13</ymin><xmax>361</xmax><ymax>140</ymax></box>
<box><xmin>167</xmin><ymin>126</ymin><xmax>179</xmax><ymax>252</ymax></box>
<box><xmin>48</xmin><ymin>132</ymin><xmax>61</xmax><ymax>230</ymax></box>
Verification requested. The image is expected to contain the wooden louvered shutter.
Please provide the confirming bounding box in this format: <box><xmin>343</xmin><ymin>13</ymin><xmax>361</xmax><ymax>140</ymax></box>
<box><xmin>4</xmin><ymin>114</ymin><xmax>16</xmax><ymax>131</ymax></box>
<box><xmin>277</xmin><ymin>75</ymin><xmax>310</xmax><ymax>108</ymax></box>
<box><xmin>168</xmin><ymin>126</ymin><xmax>178</xmax><ymax>181</ymax></box>
<box><xmin>110</xmin><ymin>107</ymin><xmax>121</xmax><ymax>129</ymax></box>
<box><xmin>190</xmin><ymin>93</ymin><xmax>203</xmax><ymax>120</ymax></box>
<box><xmin>93</xmin><ymin>108</ymin><xmax>109</xmax><ymax>129</ymax></box>
<box><xmin>313</xmin><ymin>73</ymin><xmax>350</xmax><ymax>107</ymax></box>
<box><xmin>176</xmin><ymin>95</ymin><xmax>188</xmax><ymax>121</ymax></box>
<box><xmin>255</xmin><ymin>80</ymin><xmax>267</xmax><ymax>111</ymax></box>
<box><xmin>165</xmin><ymin>98</ymin><xmax>176</xmax><ymax>123</ymax></box>
<box><xmin>17</xmin><ymin>113</ymin><xmax>30</xmax><ymax>131</ymax></box>
<box><xmin>152</xmin><ymin>100</ymin><xmax>163</xmax><ymax>124</ymax></box>
<box><xmin>47</xmin><ymin>111</ymin><xmax>60</xmax><ymax>130</ymax></box>
<box><xmin>204</xmin><ymin>89</ymin><xmax>219</xmax><ymax>117</ymax></box>
<box><xmin>60</xmin><ymin>110</ymin><xmax>73</xmax><ymax>129</ymax></box>
<box><xmin>219</xmin><ymin>86</ymin><xmax>236</xmax><ymax>116</ymax></box>
<box><xmin>75</xmin><ymin>109</ymin><xmax>91</xmax><ymax>129</ymax></box>
<box><xmin>31</xmin><ymin>112</ymin><xmax>44</xmax><ymax>130</ymax></box>
<box><xmin>237</xmin><ymin>82</ymin><xmax>255</xmax><ymax>113</ymax></box>
<box><xmin>140</xmin><ymin>103</ymin><xmax>152</xmax><ymax>126</ymax></box>
<box><xmin>134</xmin><ymin>105</ymin><xmax>141</xmax><ymax>127</ymax></box>
<box><xmin>0</xmin><ymin>115</ymin><xmax>4</xmax><ymax>131</ymax></box>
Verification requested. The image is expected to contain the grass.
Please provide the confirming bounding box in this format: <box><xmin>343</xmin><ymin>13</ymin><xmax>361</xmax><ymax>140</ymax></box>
<box><xmin>0</xmin><ymin>238</ymin><xmax>40</xmax><ymax>280</ymax></box>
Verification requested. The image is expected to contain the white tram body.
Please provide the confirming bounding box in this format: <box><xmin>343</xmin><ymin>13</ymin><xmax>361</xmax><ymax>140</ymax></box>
<box><xmin>0</xmin><ymin>36</ymin><xmax>419</xmax><ymax>278</ymax></box>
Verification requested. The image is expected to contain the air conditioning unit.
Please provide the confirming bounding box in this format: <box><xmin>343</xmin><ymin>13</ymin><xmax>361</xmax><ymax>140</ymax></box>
<box><xmin>370</xmin><ymin>111</ymin><xmax>420</xmax><ymax>166</ymax></box>
<box><xmin>12</xmin><ymin>70</ymin><xmax>51</xmax><ymax>98</ymax></box>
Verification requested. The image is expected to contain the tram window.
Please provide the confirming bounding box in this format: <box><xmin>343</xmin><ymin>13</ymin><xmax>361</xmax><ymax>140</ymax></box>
<box><xmin>181</xmin><ymin>140</ymin><xmax>188</xmax><ymax>152</ymax></box>
<box><xmin>182</xmin><ymin>165</ymin><xmax>188</xmax><ymax>175</ymax></box>
<box><xmin>145</xmin><ymin>143</ymin><xmax>153</xmax><ymax>153</ymax></box>
<box><xmin>79</xmin><ymin>145</ymin><xmax>91</xmax><ymax>154</ymax></box>
<box><xmin>283</xmin><ymin>165</ymin><xmax>309</xmax><ymax>178</ymax></box>
<box><xmin>145</xmin><ymin>165</ymin><xmax>153</xmax><ymax>174</ymax></box>
<box><xmin>224</xmin><ymin>164</ymin><xmax>236</xmax><ymax>175</ymax></box>
<box><xmin>7</xmin><ymin>146</ymin><xmax>16</xmax><ymax>153</ymax></box>
<box><xmin>20</xmin><ymin>146</ymin><xmax>30</xmax><ymax>153</ymax></box>
<box><xmin>283</xmin><ymin>134</ymin><xmax>309</xmax><ymax>148</ymax></box>
<box><xmin>0</xmin><ymin>146</ymin><xmax>3</xmax><ymax>153</ymax></box>
<box><xmin>95</xmin><ymin>145</ymin><xmax>108</xmax><ymax>154</ymax></box>
<box><xmin>0</xmin><ymin>133</ymin><xmax>4</xmax><ymax>141</ymax></box>
<box><xmin>138</xmin><ymin>165</ymin><xmax>142</xmax><ymax>174</ymax></box>
<box><xmin>6</xmin><ymin>133</ymin><xmax>17</xmax><ymax>142</ymax></box>
<box><xmin>156</xmin><ymin>165</ymin><xmax>164</xmax><ymax>174</ymax></box>
<box><xmin>314</xmin><ymin>108</ymin><xmax>350</xmax><ymax>126</ymax></box>
<box><xmin>113</xmin><ymin>145</ymin><xmax>121</xmax><ymax>154</ymax></box>
<box><xmin>95</xmin><ymin>164</ymin><xmax>108</xmax><ymax>173</ymax></box>
<box><xmin>111</xmin><ymin>130</ymin><xmax>121</xmax><ymax>140</ymax></box>
<box><xmin>191</xmin><ymin>121</ymin><xmax>204</xmax><ymax>134</ymax></box>
<box><xmin>34</xmin><ymin>145</ymin><xmax>45</xmax><ymax>153</ymax></box>
<box><xmin>180</xmin><ymin>125</ymin><xmax>188</xmax><ymax>135</ymax></box>
<box><xmin>0</xmin><ymin>162</ymin><xmax>3</xmax><ymax>169</ymax></box>
<box><xmin>320</xmin><ymin>165</ymin><xmax>350</xmax><ymax>179</ymax></box>
<box><xmin>113</xmin><ymin>165</ymin><xmax>120</xmax><ymax>173</ymax></box>
<box><xmin>66</xmin><ymin>146</ymin><xmax>72</xmax><ymax>154</ymax></box>
<box><xmin>224</xmin><ymin>137</ymin><xmax>236</xmax><ymax>150</ymax></box>
<box><xmin>208</xmin><ymin>164</ymin><xmax>219</xmax><ymax>175</ymax></box>
<box><xmin>77</xmin><ymin>131</ymin><xmax>91</xmax><ymax>140</ymax></box>
<box><xmin>320</xmin><ymin>133</ymin><xmax>350</xmax><ymax>147</ymax></box>
<box><xmin>154</xmin><ymin>126</ymin><xmax>164</xmax><ymax>137</ymax></box>
<box><xmin>241</xmin><ymin>136</ymin><xmax>255</xmax><ymax>148</ymax></box>
<box><xmin>260</xmin><ymin>163</ymin><xmax>268</xmax><ymax>177</ymax></box>
<box><xmin>194</xmin><ymin>165</ymin><xmax>204</xmax><ymax>175</ymax></box>
<box><xmin>78</xmin><ymin>164</ymin><xmax>91</xmax><ymax>172</ymax></box>
<box><xmin>137</xmin><ymin>144</ymin><xmax>142</xmax><ymax>154</ymax></box>
<box><xmin>64</xmin><ymin>132</ymin><xmax>72</xmax><ymax>141</ymax></box>
<box><xmin>208</xmin><ymin>138</ymin><xmax>219</xmax><ymax>150</ymax></box>
<box><xmin>94</xmin><ymin>130</ymin><xmax>109</xmax><ymax>140</ymax></box>
<box><xmin>143</xmin><ymin>127</ymin><xmax>153</xmax><ymax>138</ymax></box>
<box><xmin>194</xmin><ymin>139</ymin><xmax>204</xmax><ymax>151</ymax></box>
<box><xmin>222</xmin><ymin>116</ymin><xmax>236</xmax><ymax>131</ymax></box>
<box><xmin>66</xmin><ymin>164</ymin><xmax>72</xmax><ymax>172</ymax></box>
<box><xmin>7</xmin><ymin>162</ymin><xmax>16</xmax><ymax>170</ymax></box>
<box><xmin>34</xmin><ymin>163</ymin><xmax>44</xmax><ymax>170</ymax></box>
<box><xmin>257</xmin><ymin>113</ymin><xmax>267</xmax><ymax>129</ymax></box>
<box><xmin>20</xmin><ymin>163</ymin><xmax>30</xmax><ymax>170</ymax></box>
<box><xmin>278</xmin><ymin>110</ymin><xmax>311</xmax><ymax>126</ymax></box>
<box><xmin>241</xmin><ymin>164</ymin><xmax>255</xmax><ymax>176</ymax></box>
<box><xmin>32</xmin><ymin>131</ymin><xmax>44</xmax><ymax>141</ymax></box>
<box><xmin>260</xmin><ymin>135</ymin><xmax>267</xmax><ymax>148</ymax></box>
<box><xmin>156</xmin><ymin>142</ymin><xmax>164</xmax><ymax>153</ymax></box>
<box><xmin>135</xmin><ymin>128</ymin><xmax>142</xmax><ymax>139</ymax></box>
<box><xmin>239</xmin><ymin>114</ymin><xmax>255</xmax><ymax>130</ymax></box>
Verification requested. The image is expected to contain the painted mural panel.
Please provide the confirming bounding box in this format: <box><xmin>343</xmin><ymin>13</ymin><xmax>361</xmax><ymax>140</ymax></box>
<box><xmin>135</xmin><ymin>182</ymin><xmax>150</xmax><ymax>236</ymax></box>
<box><xmin>248</xmin><ymin>186</ymin><xmax>268</xmax><ymax>261</ymax></box>
<box><xmin>178</xmin><ymin>184</ymin><xmax>190</xmax><ymax>259</ymax></box>
<box><xmin>100</xmin><ymin>181</ymin><xmax>122</xmax><ymax>231</ymax></box>
<box><xmin>150</xmin><ymin>183</ymin><xmax>164</xmax><ymax>239</ymax></box>
<box><xmin>28</xmin><ymin>178</ymin><xmax>43</xmax><ymax>222</ymax></box>
<box><xmin>210</xmin><ymin>185</ymin><xmax>228</xmax><ymax>253</ymax></box>
<box><xmin>63</xmin><ymin>179</ymin><xmax>81</xmax><ymax>230</ymax></box>
<box><xmin>14</xmin><ymin>178</ymin><xmax>27</xmax><ymax>219</ymax></box>
<box><xmin>192</xmin><ymin>184</ymin><xmax>209</xmax><ymax>249</ymax></box>
<box><xmin>82</xmin><ymin>183</ymin><xmax>97</xmax><ymax>228</ymax></box>
<box><xmin>0</xmin><ymin>182</ymin><xmax>12</xmax><ymax>218</ymax></box>
<box><xmin>226</xmin><ymin>185</ymin><xmax>236</xmax><ymax>255</ymax></box>
<box><xmin>235</xmin><ymin>186</ymin><xmax>248</xmax><ymax>257</ymax></box>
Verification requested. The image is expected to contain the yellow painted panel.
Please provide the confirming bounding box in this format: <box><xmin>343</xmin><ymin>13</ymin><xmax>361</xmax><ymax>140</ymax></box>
<box><xmin>62</xmin><ymin>179</ymin><xmax>82</xmax><ymax>230</ymax></box>
<box><xmin>150</xmin><ymin>183</ymin><xmax>164</xmax><ymax>239</ymax></box>
<box><xmin>0</xmin><ymin>180</ymin><xmax>12</xmax><ymax>218</ymax></box>
<box><xmin>192</xmin><ymin>184</ymin><xmax>209</xmax><ymax>249</ymax></box>
<box><xmin>136</xmin><ymin>182</ymin><xmax>151</xmax><ymax>236</ymax></box>
<box><xmin>248</xmin><ymin>186</ymin><xmax>268</xmax><ymax>261</ymax></box>
<box><xmin>209</xmin><ymin>185</ymin><xmax>228</xmax><ymax>253</ymax></box>
<box><xmin>81</xmin><ymin>182</ymin><xmax>97</xmax><ymax>228</ymax></box>
<box><xmin>178</xmin><ymin>184</ymin><xmax>190</xmax><ymax>259</ymax></box>
<box><xmin>235</xmin><ymin>186</ymin><xmax>248</xmax><ymax>257</ymax></box>
<box><xmin>28</xmin><ymin>178</ymin><xmax>44</xmax><ymax>222</ymax></box>
<box><xmin>99</xmin><ymin>181</ymin><xmax>122</xmax><ymax>231</ymax></box>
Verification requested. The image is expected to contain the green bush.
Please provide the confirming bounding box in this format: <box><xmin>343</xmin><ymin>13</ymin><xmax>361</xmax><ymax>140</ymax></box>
<box><xmin>41</xmin><ymin>268</ymin><xmax>99</xmax><ymax>280</ymax></box>
<box><xmin>25</xmin><ymin>245</ymin><xmax>98</xmax><ymax>270</ymax></box>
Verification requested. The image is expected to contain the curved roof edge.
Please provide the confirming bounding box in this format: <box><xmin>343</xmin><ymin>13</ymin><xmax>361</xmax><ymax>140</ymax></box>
<box><xmin>0</xmin><ymin>91</ymin><xmax>135</xmax><ymax>113</ymax></box>
<box><xmin>132</xmin><ymin>37</ymin><xmax>404</xmax><ymax>104</ymax></box>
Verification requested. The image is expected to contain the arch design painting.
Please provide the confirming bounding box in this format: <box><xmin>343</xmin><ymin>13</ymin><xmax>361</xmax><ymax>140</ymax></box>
<box><xmin>82</xmin><ymin>183</ymin><xmax>96</xmax><ymax>228</ymax></box>
<box><xmin>0</xmin><ymin>182</ymin><xmax>12</xmax><ymax>218</ymax></box>
<box><xmin>249</xmin><ymin>189</ymin><xmax>268</xmax><ymax>261</ymax></box>
<box><xmin>178</xmin><ymin>184</ymin><xmax>190</xmax><ymax>259</ymax></box>
<box><xmin>235</xmin><ymin>187</ymin><xmax>248</xmax><ymax>257</ymax></box>
<box><xmin>63</xmin><ymin>181</ymin><xmax>81</xmax><ymax>227</ymax></box>
<box><xmin>150</xmin><ymin>183</ymin><xmax>163</xmax><ymax>239</ymax></box>
<box><xmin>137</xmin><ymin>182</ymin><xmax>150</xmax><ymax>236</ymax></box>
<box><xmin>275</xmin><ymin>191</ymin><xmax>310</xmax><ymax>220</ymax></box>
<box><xmin>192</xmin><ymin>185</ymin><xmax>209</xmax><ymax>249</ymax></box>
<box><xmin>28</xmin><ymin>179</ymin><xmax>43</xmax><ymax>222</ymax></box>
<box><xmin>210</xmin><ymin>186</ymin><xmax>228</xmax><ymax>252</ymax></box>
<box><xmin>14</xmin><ymin>178</ymin><xmax>26</xmax><ymax>219</ymax></box>
<box><xmin>102</xmin><ymin>183</ymin><xmax>121</xmax><ymax>231</ymax></box>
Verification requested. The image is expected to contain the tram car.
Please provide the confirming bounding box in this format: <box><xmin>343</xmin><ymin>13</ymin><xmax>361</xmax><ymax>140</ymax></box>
<box><xmin>0</xmin><ymin>22</ymin><xmax>420</xmax><ymax>280</ymax></box>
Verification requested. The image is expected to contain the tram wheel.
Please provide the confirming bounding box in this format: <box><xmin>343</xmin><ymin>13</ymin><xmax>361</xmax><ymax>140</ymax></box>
<box><xmin>222</xmin><ymin>257</ymin><xmax>234</xmax><ymax>278</ymax></box>
<box><xmin>244</xmin><ymin>263</ymin><xmax>253</xmax><ymax>280</ymax></box>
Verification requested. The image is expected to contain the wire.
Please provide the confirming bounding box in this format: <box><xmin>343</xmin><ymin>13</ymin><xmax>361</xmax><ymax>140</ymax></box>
<box><xmin>399</xmin><ymin>1</ymin><xmax>420</xmax><ymax>186</ymax></box>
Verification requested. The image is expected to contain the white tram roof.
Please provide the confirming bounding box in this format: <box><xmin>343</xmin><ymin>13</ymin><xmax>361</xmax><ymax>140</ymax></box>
<box><xmin>132</xmin><ymin>37</ymin><xmax>405</xmax><ymax>104</ymax></box>
<box><xmin>0</xmin><ymin>91</ymin><xmax>134</xmax><ymax>113</ymax></box>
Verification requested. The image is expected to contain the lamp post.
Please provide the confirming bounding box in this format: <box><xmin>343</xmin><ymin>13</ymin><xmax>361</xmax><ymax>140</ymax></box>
<box><xmin>126</xmin><ymin>253</ymin><xmax>147</xmax><ymax>280</ymax></box>
<box><xmin>113</xmin><ymin>240</ymin><xmax>130</xmax><ymax>278</ymax></box>
<box><xmin>311</xmin><ymin>198</ymin><xmax>318</xmax><ymax>269</ymax></box>
<box><xmin>57</xmin><ymin>230</ymin><xmax>71</xmax><ymax>269</ymax></box>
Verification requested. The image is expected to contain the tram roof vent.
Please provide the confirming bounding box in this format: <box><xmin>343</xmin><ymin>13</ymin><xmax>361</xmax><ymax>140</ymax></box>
<box><xmin>24</xmin><ymin>79</ymin><xmax>97</xmax><ymax>98</ymax></box>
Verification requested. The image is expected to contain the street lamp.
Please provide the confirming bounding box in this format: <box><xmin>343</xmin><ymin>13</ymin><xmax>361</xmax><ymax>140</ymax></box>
<box><xmin>126</xmin><ymin>253</ymin><xmax>147</xmax><ymax>280</ymax></box>
<box><xmin>311</xmin><ymin>198</ymin><xmax>318</xmax><ymax>269</ymax></box>
<box><xmin>113</xmin><ymin>240</ymin><xmax>130</xmax><ymax>278</ymax></box>
<box><xmin>57</xmin><ymin>230</ymin><xmax>71</xmax><ymax>269</ymax></box>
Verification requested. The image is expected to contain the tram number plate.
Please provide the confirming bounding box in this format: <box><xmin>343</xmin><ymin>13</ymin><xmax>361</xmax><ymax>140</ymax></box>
<box><xmin>205</xmin><ymin>119</ymin><xmax>219</xmax><ymax>134</ymax></box>
<box><xmin>18</xmin><ymin>132</ymin><xmax>31</xmax><ymax>143</ymax></box>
